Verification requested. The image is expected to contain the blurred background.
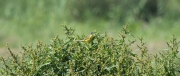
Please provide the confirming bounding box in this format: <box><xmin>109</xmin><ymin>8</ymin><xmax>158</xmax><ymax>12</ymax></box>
<box><xmin>0</xmin><ymin>0</ymin><xmax>180</xmax><ymax>56</ymax></box>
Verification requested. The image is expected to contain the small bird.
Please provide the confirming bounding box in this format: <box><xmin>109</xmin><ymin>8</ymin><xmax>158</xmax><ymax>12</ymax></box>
<box><xmin>74</xmin><ymin>32</ymin><xmax>94</xmax><ymax>43</ymax></box>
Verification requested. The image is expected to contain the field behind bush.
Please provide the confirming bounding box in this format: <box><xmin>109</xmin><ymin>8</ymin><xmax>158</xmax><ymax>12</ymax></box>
<box><xmin>0</xmin><ymin>0</ymin><xmax>180</xmax><ymax>55</ymax></box>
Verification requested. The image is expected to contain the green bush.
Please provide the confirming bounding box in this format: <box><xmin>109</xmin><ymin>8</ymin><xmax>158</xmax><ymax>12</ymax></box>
<box><xmin>0</xmin><ymin>25</ymin><xmax>180</xmax><ymax>75</ymax></box>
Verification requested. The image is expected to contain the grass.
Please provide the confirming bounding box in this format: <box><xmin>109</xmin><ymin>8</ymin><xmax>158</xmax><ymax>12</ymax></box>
<box><xmin>1</xmin><ymin>18</ymin><xmax>180</xmax><ymax>49</ymax></box>
<box><xmin>1</xmin><ymin>0</ymin><xmax>180</xmax><ymax>50</ymax></box>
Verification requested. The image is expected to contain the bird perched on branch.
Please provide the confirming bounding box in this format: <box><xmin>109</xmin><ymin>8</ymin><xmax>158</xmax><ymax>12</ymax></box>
<box><xmin>74</xmin><ymin>32</ymin><xmax>94</xmax><ymax>43</ymax></box>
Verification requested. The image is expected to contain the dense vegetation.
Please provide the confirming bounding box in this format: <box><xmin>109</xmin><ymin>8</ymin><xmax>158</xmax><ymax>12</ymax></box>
<box><xmin>0</xmin><ymin>0</ymin><xmax>180</xmax><ymax>75</ymax></box>
<box><xmin>0</xmin><ymin>25</ymin><xmax>180</xmax><ymax>75</ymax></box>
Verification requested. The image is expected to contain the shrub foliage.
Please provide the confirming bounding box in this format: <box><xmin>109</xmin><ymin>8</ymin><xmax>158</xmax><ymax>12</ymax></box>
<box><xmin>0</xmin><ymin>25</ymin><xmax>180</xmax><ymax>75</ymax></box>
